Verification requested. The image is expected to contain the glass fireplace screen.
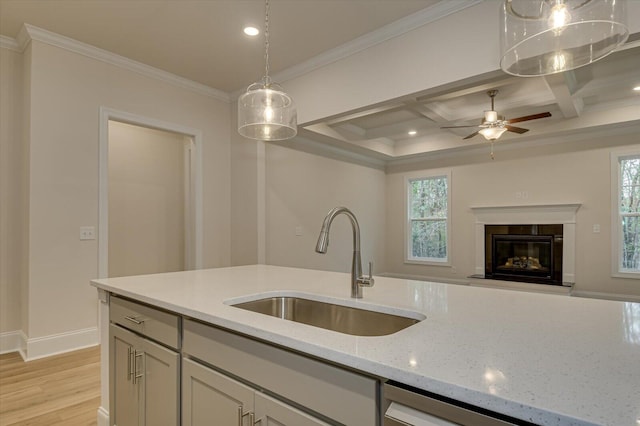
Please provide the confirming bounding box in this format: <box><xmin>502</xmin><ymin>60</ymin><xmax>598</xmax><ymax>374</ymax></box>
<box><xmin>491</xmin><ymin>234</ymin><xmax>554</xmax><ymax>280</ymax></box>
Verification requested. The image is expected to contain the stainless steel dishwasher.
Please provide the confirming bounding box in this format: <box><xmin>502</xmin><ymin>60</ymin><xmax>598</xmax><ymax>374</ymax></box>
<box><xmin>383</xmin><ymin>382</ymin><xmax>534</xmax><ymax>426</ymax></box>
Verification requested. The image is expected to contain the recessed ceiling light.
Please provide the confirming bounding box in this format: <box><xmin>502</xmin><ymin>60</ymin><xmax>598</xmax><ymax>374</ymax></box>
<box><xmin>408</xmin><ymin>130</ymin><xmax>417</xmax><ymax>136</ymax></box>
<box><xmin>244</xmin><ymin>26</ymin><xmax>259</xmax><ymax>36</ymax></box>
<box><xmin>633</xmin><ymin>86</ymin><xmax>640</xmax><ymax>92</ymax></box>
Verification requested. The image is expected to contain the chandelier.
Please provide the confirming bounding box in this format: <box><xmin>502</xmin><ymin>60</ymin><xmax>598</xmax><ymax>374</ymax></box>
<box><xmin>500</xmin><ymin>0</ymin><xmax>629</xmax><ymax>76</ymax></box>
<box><xmin>237</xmin><ymin>0</ymin><xmax>297</xmax><ymax>141</ymax></box>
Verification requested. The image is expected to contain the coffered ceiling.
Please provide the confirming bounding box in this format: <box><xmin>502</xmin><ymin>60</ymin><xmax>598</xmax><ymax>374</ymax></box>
<box><xmin>302</xmin><ymin>43</ymin><xmax>640</xmax><ymax>162</ymax></box>
<box><xmin>1</xmin><ymin>0</ymin><xmax>639</xmax><ymax>162</ymax></box>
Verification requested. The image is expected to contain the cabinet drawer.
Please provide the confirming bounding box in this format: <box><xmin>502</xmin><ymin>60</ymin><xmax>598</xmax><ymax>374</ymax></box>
<box><xmin>110</xmin><ymin>296</ymin><xmax>180</xmax><ymax>349</ymax></box>
<box><xmin>183</xmin><ymin>319</ymin><xmax>379</xmax><ymax>426</ymax></box>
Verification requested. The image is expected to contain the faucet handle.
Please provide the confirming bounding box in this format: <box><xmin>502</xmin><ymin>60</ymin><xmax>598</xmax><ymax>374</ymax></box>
<box><xmin>358</xmin><ymin>262</ymin><xmax>375</xmax><ymax>288</ymax></box>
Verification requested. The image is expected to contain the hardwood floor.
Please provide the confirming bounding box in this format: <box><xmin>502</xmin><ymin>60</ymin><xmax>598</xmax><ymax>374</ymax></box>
<box><xmin>0</xmin><ymin>346</ymin><xmax>101</xmax><ymax>426</ymax></box>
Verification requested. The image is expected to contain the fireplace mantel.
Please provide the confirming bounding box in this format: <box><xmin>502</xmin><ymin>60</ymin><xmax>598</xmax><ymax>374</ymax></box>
<box><xmin>471</xmin><ymin>203</ymin><xmax>581</xmax><ymax>284</ymax></box>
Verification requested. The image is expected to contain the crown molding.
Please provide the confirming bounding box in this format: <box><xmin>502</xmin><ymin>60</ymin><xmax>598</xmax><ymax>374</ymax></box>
<box><xmin>15</xmin><ymin>24</ymin><xmax>230</xmax><ymax>102</ymax></box>
<box><xmin>0</xmin><ymin>35</ymin><xmax>20</xmax><ymax>51</ymax></box>
<box><xmin>231</xmin><ymin>0</ymin><xmax>483</xmax><ymax>98</ymax></box>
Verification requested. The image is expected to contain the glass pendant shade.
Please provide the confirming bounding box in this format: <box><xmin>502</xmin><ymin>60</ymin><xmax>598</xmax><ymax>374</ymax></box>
<box><xmin>500</xmin><ymin>0</ymin><xmax>629</xmax><ymax>76</ymax></box>
<box><xmin>479</xmin><ymin>126</ymin><xmax>508</xmax><ymax>141</ymax></box>
<box><xmin>238</xmin><ymin>81</ymin><xmax>297</xmax><ymax>141</ymax></box>
<box><xmin>237</xmin><ymin>0</ymin><xmax>297</xmax><ymax>141</ymax></box>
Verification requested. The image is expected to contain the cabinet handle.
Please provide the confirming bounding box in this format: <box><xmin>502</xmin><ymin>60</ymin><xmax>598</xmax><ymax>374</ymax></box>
<box><xmin>127</xmin><ymin>347</ymin><xmax>134</xmax><ymax>381</ymax></box>
<box><xmin>133</xmin><ymin>350</ymin><xmax>144</xmax><ymax>384</ymax></box>
<box><xmin>238</xmin><ymin>407</ymin><xmax>254</xmax><ymax>426</ymax></box>
<box><xmin>124</xmin><ymin>315</ymin><xmax>144</xmax><ymax>325</ymax></box>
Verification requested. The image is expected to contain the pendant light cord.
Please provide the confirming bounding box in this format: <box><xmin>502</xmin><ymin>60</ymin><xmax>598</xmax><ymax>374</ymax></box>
<box><xmin>264</xmin><ymin>0</ymin><xmax>271</xmax><ymax>87</ymax></box>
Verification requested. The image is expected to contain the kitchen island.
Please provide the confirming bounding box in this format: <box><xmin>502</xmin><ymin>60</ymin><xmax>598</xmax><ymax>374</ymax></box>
<box><xmin>91</xmin><ymin>265</ymin><xmax>640</xmax><ymax>426</ymax></box>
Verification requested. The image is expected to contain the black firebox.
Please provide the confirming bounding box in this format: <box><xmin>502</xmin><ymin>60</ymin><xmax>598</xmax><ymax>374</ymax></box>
<box><xmin>485</xmin><ymin>225</ymin><xmax>563</xmax><ymax>285</ymax></box>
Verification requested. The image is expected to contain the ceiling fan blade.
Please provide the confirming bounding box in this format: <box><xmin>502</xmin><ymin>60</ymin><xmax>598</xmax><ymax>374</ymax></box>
<box><xmin>505</xmin><ymin>125</ymin><xmax>529</xmax><ymax>134</ymax></box>
<box><xmin>507</xmin><ymin>112</ymin><xmax>552</xmax><ymax>124</ymax></box>
<box><xmin>440</xmin><ymin>125</ymin><xmax>479</xmax><ymax>129</ymax></box>
<box><xmin>463</xmin><ymin>131</ymin><xmax>480</xmax><ymax>140</ymax></box>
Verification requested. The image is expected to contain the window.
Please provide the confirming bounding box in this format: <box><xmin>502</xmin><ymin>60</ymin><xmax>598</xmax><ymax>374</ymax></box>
<box><xmin>405</xmin><ymin>171</ymin><xmax>451</xmax><ymax>264</ymax></box>
<box><xmin>612</xmin><ymin>152</ymin><xmax>640</xmax><ymax>277</ymax></box>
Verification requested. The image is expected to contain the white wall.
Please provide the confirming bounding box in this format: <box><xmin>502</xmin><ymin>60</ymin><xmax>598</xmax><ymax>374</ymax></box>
<box><xmin>230</xmin><ymin>103</ymin><xmax>261</xmax><ymax>266</ymax></box>
<box><xmin>108</xmin><ymin>121</ymin><xmax>187</xmax><ymax>278</ymax></box>
<box><xmin>12</xmin><ymin>38</ymin><xmax>230</xmax><ymax>359</ymax></box>
<box><xmin>385</xmin><ymin>133</ymin><xmax>640</xmax><ymax>299</ymax></box>
<box><xmin>283</xmin><ymin>1</ymin><xmax>502</xmax><ymax>125</ymax></box>
<box><xmin>264</xmin><ymin>144</ymin><xmax>386</xmax><ymax>276</ymax></box>
<box><xmin>0</xmin><ymin>47</ymin><xmax>25</xmax><ymax>343</ymax></box>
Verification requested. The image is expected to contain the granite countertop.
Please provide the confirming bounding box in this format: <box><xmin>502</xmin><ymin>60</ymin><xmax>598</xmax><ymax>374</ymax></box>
<box><xmin>91</xmin><ymin>265</ymin><xmax>640</xmax><ymax>426</ymax></box>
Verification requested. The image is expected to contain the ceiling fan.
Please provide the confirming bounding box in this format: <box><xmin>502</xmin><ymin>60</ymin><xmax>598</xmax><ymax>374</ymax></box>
<box><xmin>441</xmin><ymin>89</ymin><xmax>552</xmax><ymax>142</ymax></box>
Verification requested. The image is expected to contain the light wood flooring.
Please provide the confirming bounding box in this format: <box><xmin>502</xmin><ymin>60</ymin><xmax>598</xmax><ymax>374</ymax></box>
<box><xmin>0</xmin><ymin>346</ymin><xmax>101</xmax><ymax>426</ymax></box>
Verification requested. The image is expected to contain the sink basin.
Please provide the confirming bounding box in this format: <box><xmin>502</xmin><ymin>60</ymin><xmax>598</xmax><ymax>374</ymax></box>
<box><xmin>230</xmin><ymin>296</ymin><xmax>422</xmax><ymax>336</ymax></box>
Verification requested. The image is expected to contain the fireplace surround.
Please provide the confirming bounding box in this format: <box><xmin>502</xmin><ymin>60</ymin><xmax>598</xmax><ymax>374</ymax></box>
<box><xmin>471</xmin><ymin>204</ymin><xmax>580</xmax><ymax>286</ymax></box>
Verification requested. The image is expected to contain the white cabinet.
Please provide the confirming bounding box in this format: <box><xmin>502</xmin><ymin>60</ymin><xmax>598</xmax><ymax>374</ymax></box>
<box><xmin>109</xmin><ymin>296</ymin><xmax>180</xmax><ymax>426</ymax></box>
<box><xmin>182</xmin><ymin>357</ymin><xmax>254</xmax><ymax>425</ymax></box>
<box><xmin>254</xmin><ymin>392</ymin><xmax>331</xmax><ymax>426</ymax></box>
<box><xmin>182</xmin><ymin>357</ymin><xmax>330</xmax><ymax>426</ymax></box>
<box><xmin>108</xmin><ymin>295</ymin><xmax>379</xmax><ymax>425</ymax></box>
<box><xmin>183</xmin><ymin>319</ymin><xmax>379</xmax><ymax>425</ymax></box>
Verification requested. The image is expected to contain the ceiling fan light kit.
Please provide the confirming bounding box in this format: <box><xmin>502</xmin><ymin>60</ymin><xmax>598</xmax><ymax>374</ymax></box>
<box><xmin>238</xmin><ymin>0</ymin><xmax>297</xmax><ymax>141</ymax></box>
<box><xmin>440</xmin><ymin>90</ymin><xmax>552</xmax><ymax>157</ymax></box>
<box><xmin>479</xmin><ymin>126</ymin><xmax>508</xmax><ymax>141</ymax></box>
<box><xmin>500</xmin><ymin>0</ymin><xmax>629</xmax><ymax>76</ymax></box>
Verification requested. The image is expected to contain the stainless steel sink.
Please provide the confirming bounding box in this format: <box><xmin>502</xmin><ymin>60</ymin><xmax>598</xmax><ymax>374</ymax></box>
<box><xmin>230</xmin><ymin>296</ymin><xmax>422</xmax><ymax>336</ymax></box>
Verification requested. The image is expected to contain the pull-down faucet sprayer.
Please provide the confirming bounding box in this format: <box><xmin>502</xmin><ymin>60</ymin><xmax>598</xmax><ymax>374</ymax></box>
<box><xmin>315</xmin><ymin>207</ymin><xmax>374</xmax><ymax>298</ymax></box>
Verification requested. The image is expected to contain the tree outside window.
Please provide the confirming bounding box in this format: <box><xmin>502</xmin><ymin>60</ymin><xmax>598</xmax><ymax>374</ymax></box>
<box><xmin>408</xmin><ymin>175</ymin><xmax>448</xmax><ymax>262</ymax></box>
<box><xmin>620</xmin><ymin>156</ymin><xmax>640</xmax><ymax>271</ymax></box>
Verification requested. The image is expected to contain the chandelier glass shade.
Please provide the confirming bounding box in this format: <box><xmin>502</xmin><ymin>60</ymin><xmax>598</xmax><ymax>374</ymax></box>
<box><xmin>237</xmin><ymin>0</ymin><xmax>297</xmax><ymax>141</ymax></box>
<box><xmin>479</xmin><ymin>126</ymin><xmax>508</xmax><ymax>141</ymax></box>
<box><xmin>238</xmin><ymin>80</ymin><xmax>297</xmax><ymax>141</ymax></box>
<box><xmin>500</xmin><ymin>0</ymin><xmax>629</xmax><ymax>76</ymax></box>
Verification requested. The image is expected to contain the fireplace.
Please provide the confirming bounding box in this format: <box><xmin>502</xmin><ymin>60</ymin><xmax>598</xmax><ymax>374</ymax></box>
<box><xmin>485</xmin><ymin>225</ymin><xmax>563</xmax><ymax>285</ymax></box>
<box><xmin>471</xmin><ymin>204</ymin><xmax>579</xmax><ymax>286</ymax></box>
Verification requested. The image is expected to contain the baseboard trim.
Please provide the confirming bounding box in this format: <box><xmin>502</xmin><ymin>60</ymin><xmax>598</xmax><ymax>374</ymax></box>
<box><xmin>97</xmin><ymin>406</ymin><xmax>109</xmax><ymax>426</ymax></box>
<box><xmin>0</xmin><ymin>330</ymin><xmax>25</xmax><ymax>355</ymax></box>
<box><xmin>571</xmin><ymin>290</ymin><xmax>640</xmax><ymax>303</ymax></box>
<box><xmin>378</xmin><ymin>272</ymin><xmax>470</xmax><ymax>286</ymax></box>
<box><xmin>469</xmin><ymin>277</ymin><xmax>572</xmax><ymax>296</ymax></box>
<box><xmin>24</xmin><ymin>327</ymin><xmax>99</xmax><ymax>361</ymax></box>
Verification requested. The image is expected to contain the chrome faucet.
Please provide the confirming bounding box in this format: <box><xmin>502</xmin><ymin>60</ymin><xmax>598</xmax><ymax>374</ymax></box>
<box><xmin>315</xmin><ymin>207</ymin><xmax>374</xmax><ymax>298</ymax></box>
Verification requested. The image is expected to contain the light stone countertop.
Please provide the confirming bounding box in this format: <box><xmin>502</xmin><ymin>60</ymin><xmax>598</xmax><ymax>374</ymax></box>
<box><xmin>91</xmin><ymin>265</ymin><xmax>640</xmax><ymax>426</ymax></box>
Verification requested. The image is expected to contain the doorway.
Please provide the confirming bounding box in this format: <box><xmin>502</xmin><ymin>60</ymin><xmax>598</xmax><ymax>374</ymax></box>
<box><xmin>98</xmin><ymin>108</ymin><xmax>202</xmax><ymax>279</ymax></box>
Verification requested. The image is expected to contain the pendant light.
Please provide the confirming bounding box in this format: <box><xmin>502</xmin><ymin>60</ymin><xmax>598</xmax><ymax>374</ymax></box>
<box><xmin>500</xmin><ymin>0</ymin><xmax>629</xmax><ymax>77</ymax></box>
<box><xmin>238</xmin><ymin>0</ymin><xmax>297</xmax><ymax>141</ymax></box>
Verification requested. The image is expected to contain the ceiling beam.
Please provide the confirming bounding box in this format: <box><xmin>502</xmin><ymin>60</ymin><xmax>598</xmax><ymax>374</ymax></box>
<box><xmin>408</xmin><ymin>102</ymin><xmax>451</xmax><ymax>123</ymax></box>
<box><xmin>544</xmin><ymin>71</ymin><xmax>584</xmax><ymax>118</ymax></box>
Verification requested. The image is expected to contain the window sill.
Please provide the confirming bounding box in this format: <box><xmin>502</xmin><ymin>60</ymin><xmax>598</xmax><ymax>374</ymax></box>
<box><xmin>404</xmin><ymin>259</ymin><xmax>451</xmax><ymax>267</ymax></box>
<box><xmin>612</xmin><ymin>271</ymin><xmax>640</xmax><ymax>280</ymax></box>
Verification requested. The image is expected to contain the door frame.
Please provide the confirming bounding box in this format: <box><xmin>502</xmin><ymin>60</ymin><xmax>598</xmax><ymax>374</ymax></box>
<box><xmin>98</xmin><ymin>107</ymin><xmax>203</xmax><ymax>278</ymax></box>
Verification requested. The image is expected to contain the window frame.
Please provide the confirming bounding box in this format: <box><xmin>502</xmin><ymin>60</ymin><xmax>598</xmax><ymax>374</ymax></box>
<box><xmin>610</xmin><ymin>149</ymin><xmax>640</xmax><ymax>279</ymax></box>
<box><xmin>404</xmin><ymin>169</ymin><xmax>452</xmax><ymax>266</ymax></box>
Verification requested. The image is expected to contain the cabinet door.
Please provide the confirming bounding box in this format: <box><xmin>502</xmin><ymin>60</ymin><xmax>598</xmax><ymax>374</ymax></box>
<box><xmin>254</xmin><ymin>393</ymin><xmax>331</xmax><ymax>426</ymax></box>
<box><xmin>140</xmin><ymin>338</ymin><xmax>180</xmax><ymax>426</ymax></box>
<box><xmin>110</xmin><ymin>325</ymin><xmax>140</xmax><ymax>426</ymax></box>
<box><xmin>182</xmin><ymin>358</ymin><xmax>255</xmax><ymax>426</ymax></box>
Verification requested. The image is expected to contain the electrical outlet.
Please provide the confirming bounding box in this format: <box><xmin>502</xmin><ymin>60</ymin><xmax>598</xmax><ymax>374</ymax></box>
<box><xmin>295</xmin><ymin>226</ymin><xmax>303</xmax><ymax>236</ymax></box>
<box><xmin>80</xmin><ymin>226</ymin><xmax>96</xmax><ymax>240</ymax></box>
<box><xmin>592</xmin><ymin>224</ymin><xmax>601</xmax><ymax>234</ymax></box>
